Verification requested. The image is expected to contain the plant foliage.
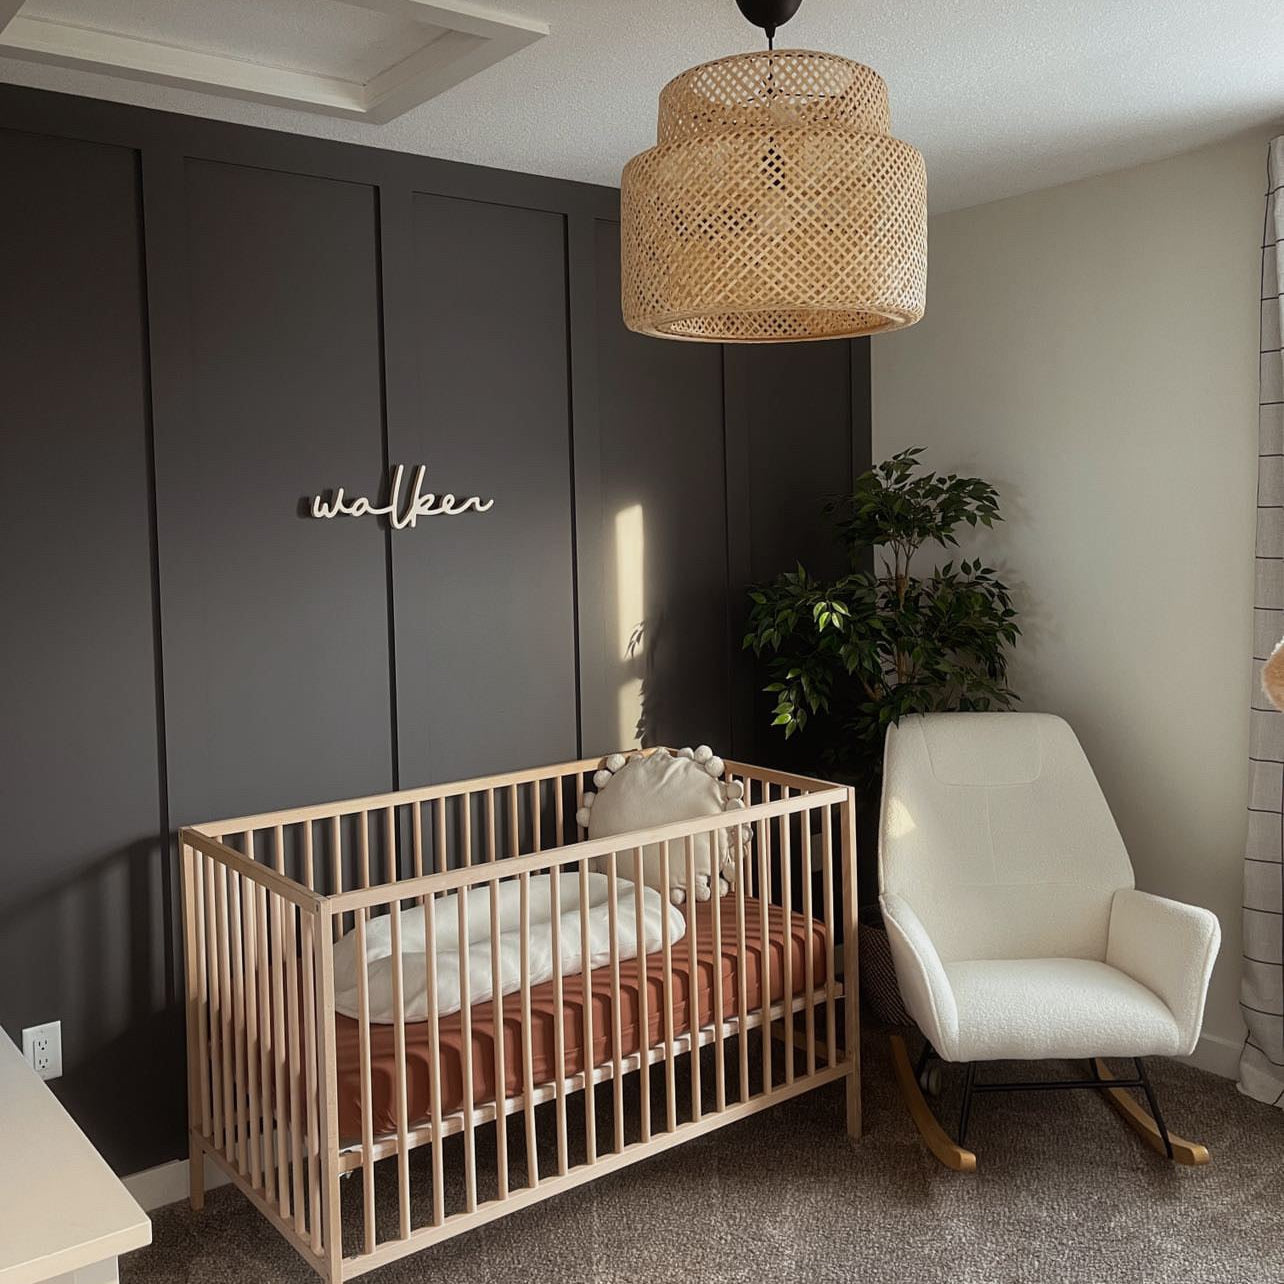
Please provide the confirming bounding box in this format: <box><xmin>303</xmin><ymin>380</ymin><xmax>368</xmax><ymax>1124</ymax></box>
<box><xmin>744</xmin><ymin>448</ymin><xmax>1020</xmax><ymax>784</ymax></box>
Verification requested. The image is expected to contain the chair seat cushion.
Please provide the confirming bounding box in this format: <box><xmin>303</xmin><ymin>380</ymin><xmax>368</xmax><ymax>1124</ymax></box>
<box><xmin>943</xmin><ymin>958</ymin><xmax>1183</xmax><ymax>1062</ymax></box>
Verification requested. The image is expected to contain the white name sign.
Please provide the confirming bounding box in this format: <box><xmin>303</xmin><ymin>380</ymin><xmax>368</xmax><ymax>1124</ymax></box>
<box><xmin>310</xmin><ymin>463</ymin><xmax>494</xmax><ymax>530</ymax></box>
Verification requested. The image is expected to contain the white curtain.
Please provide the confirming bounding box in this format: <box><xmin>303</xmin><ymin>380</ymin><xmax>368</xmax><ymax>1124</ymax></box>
<box><xmin>1242</xmin><ymin>136</ymin><xmax>1284</xmax><ymax>1105</ymax></box>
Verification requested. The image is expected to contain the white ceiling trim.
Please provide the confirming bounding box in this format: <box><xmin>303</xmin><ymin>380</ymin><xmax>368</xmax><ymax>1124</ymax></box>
<box><xmin>0</xmin><ymin>0</ymin><xmax>547</xmax><ymax>122</ymax></box>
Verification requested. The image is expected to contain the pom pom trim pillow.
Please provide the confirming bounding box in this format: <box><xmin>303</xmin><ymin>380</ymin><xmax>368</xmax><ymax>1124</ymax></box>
<box><xmin>576</xmin><ymin>746</ymin><xmax>750</xmax><ymax>903</ymax></box>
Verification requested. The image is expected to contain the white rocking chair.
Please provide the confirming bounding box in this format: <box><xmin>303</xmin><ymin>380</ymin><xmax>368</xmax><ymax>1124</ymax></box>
<box><xmin>879</xmin><ymin>712</ymin><xmax>1220</xmax><ymax>1170</ymax></box>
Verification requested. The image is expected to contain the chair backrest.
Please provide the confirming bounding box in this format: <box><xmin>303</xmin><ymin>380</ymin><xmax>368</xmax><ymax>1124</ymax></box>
<box><xmin>879</xmin><ymin>712</ymin><xmax>1133</xmax><ymax>962</ymax></box>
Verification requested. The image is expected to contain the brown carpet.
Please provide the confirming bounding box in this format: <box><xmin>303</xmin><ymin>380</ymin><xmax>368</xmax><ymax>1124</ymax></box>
<box><xmin>124</xmin><ymin>1032</ymin><xmax>1284</xmax><ymax>1283</ymax></box>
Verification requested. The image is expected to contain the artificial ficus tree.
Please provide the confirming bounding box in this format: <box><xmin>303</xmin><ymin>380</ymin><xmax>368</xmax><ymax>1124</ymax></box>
<box><xmin>744</xmin><ymin>447</ymin><xmax>1020</xmax><ymax>788</ymax></box>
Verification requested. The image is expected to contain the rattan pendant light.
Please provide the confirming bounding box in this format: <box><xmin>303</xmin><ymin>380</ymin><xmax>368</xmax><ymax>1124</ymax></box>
<box><xmin>621</xmin><ymin>0</ymin><xmax>926</xmax><ymax>343</ymax></box>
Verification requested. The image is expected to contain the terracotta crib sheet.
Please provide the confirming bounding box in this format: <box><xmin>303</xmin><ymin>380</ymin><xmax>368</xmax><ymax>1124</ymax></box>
<box><xmin>335</xmin><ymin>896</ymin><xmax>830</xmax><ymax>1141</ymax></box>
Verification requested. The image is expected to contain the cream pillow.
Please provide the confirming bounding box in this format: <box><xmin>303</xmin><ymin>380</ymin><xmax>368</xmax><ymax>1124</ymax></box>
<box><xmin>576</xmin><ymin>747</ymin><xmax>749</xmax><ymax>904</ymax></box>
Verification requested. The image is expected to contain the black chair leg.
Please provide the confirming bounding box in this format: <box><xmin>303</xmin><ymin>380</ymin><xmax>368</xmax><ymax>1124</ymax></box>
<box><xmin>1134</xmin><ymin>1057</ymin><xmax>1174</xmax><ymax>1160</ymax></box>
<box><xmin>958</xmin><ymin>1062</ymin><xmax>977</xmax><ymax>1146</ymax></box>
<box><xmin>915</xmin><ymin>1037</ymin><xmax>934</xmax><ymax>1080</ymax></box>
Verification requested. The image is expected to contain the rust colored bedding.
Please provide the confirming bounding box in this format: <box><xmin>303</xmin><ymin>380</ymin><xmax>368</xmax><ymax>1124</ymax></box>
<box><xmin>335</xmin><ymin>896</ymin><xmax>829</xmax><ymax>1141</ymax></box>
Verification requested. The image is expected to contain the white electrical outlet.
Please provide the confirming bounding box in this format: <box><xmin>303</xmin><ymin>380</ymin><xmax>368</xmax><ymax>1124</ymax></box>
<box><xmin>22</xmin><ymin>1020</ymin><xmax>62</xmax><ymax>1081</ymax></box>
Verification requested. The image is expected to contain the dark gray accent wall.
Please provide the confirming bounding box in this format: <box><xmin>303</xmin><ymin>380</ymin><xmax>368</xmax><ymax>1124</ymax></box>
<box><xmin>0</xmin><ymin>84</ymin><xmax>870</xmax><ymax>1173</ymax></box>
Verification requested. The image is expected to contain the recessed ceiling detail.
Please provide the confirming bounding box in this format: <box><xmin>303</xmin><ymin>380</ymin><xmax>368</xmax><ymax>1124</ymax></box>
<box><xmin>0</xmin><ymin>0</ymin><xmax>547</xmax><ymax>121</ymax></box>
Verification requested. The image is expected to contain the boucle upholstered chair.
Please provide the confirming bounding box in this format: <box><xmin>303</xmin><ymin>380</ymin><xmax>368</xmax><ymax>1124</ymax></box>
<box><xmin>879</xmin><ymin>712</ymin><xmax>1220</xmax><ymax>1170</ymax></box>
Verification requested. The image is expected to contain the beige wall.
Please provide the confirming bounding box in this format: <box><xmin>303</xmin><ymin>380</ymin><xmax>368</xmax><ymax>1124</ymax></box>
<box><xmin>872</xmin><ymin>130</ymin><xmax>1279</xmax><ymax>1064</ymax></box>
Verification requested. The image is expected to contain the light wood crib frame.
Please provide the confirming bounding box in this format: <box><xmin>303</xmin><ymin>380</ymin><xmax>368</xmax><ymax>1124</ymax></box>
<box><xmin>179</xmin><ymin>754</ymin><xmax>860</xmax><ymax>1281</ymax></box>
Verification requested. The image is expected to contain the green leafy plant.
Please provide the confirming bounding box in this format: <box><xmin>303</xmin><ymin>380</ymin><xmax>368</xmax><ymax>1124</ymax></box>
<box><xmin>744</xmin><ymin>447</ymin><xmax>1020</xmax><ymax>786</ymax></box>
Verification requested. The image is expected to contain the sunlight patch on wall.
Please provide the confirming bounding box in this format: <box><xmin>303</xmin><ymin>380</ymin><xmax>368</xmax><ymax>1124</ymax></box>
<box><xmin>614</xmin><ymin>502</ymin><xmax>645</xmax><ymax>749</ymax></box>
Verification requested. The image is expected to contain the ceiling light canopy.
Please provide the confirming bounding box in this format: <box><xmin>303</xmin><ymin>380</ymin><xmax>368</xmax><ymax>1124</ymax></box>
<box><xmin>621</xmin><ymin>0</ymin><xmax>926</xmax><ymax>343</ymax></box>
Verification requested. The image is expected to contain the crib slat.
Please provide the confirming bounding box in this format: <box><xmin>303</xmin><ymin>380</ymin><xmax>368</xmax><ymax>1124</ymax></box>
<box><xmin>412</xmin><ymin>801</ymin><xmax>424</xmax><ymax>883</ymax></box>
<box><xmin>757</xmin><ymin>812</ymin><xmax>772</xmax><ymax>1098</ymax></box>
<box><xmin>241</xmin><ymin>869</ymin><xmax>262</xmax><ymax>1189</ymax></box>
<box><xmin>458</xmin><ymin>883</ymin><xmax>477</xmax><ymax>1211</ymax></box>
<box><xmin>549</xmin><ymin>863</ymin><xmax>569</xmax><ymax>1175</ymax></box>
<box><xmin>193</xmin><ymin>849</ymin><xmax>212</xmax><ymax>1144</ymax></box>
<box><xmin>735</xmin><ymin>833</ymin><xmax>749</xmax><ymax>1104</ymax></box>
<box><xmin>684</xmin><ymin>837</ymin><xmax>701</xmax><ymax>1123</ymax></box>
<box><xmin>285</xmin><ymin>902</ymin><xmax>306</xmax><ymax>1236</ymax></box>
<box><xmin>781</xmin><ymin>789</ymin><xmax>794</xmax><ymax>1085</ymax></box>
<box><xmin>256</xmin><ymin>881</ymin><xmax>276</xmax><ymax>1205</ymax></box>
<box><xmin>486</xmin><ymin>789</ymin><xmax>497</xmax><ymax>862</ymax></box>
<box><xmin>270</xmin><ymin>888</ymin><xmax>292</xmax><ymax>1223</ymax></box>
<box><xmin>389</xmin><ymin>891</ymin><xmax>411</xmax><ymax>1239</ymax></box>
<box><xmin>802</xmin><ymin>808</ymin><xmax>815</xmax><ymax>1077</ymax></box>
<box><xmin>423</xmin><ymin>892</ymin><xmax>446</xmax><ymax>1226</ymax></box>
<box><xmin>302</xmin><ymin>820</ymin><xmax>315</xmax><ymax>891</ymax></box>
<box><xmin>462</xmin><ymin>791</ymin><xmax>473</xmax><ymax>869</ymax></box>
<box><xmin>555</xmin><ymin>774</ymin><xmax>566</xmax><ymax>846</ymax></box>
<box><xmin>532</xmin><ymin>779</ymin><xmax>542</xmax><ymax>853</ymax></box>
<box><xmin>299</xmin><ymin>911</ymin><xmax>322</xmax><ymax>1254</ymax></box>
<box><xmin>488</xmin><ymin>877</ymin><xmax>509</xmax><ymax>1200</ymax></box>
<box><xmin>578</xmin><ymin>857</ymin><xmax>597</xmax><ymax>1164</ymax></box>
<box><xmin>330</xmin><ymin>816</ymin><xmax>343</xmax><ymax>939</ymax></box>
<box><xmin>607</xmin><ymin>851</ymin><xmax>625</xmax><ymax>1154</ymax></box>
<box><xmin>314</xmin><ymin>918</ymin><xmax>343</xmax><ymax>1281</ymax></box>
<box><xmin>204</xmin><ymin>857</ymin><xmax>224</xmax><ymax>1155</ymax></box>
<box><xmin>507</xmin><ymin>786</ymin><xmax>520</xmax><ymax>865</ymax></box>
<box><xmin>841</xmin><ymin>794</ymin><xmax>861</xmax><ymax>1138</ymax></box>
<box><xmin>434</xmin><ymin>797</ymin><xmax>447</xmax><ymax>875</ymax></box>
<box><xmin>822</xmin><ymin>802</ymin><xmax>837</xmax><ymax>1066</ymax></box>
<box><xmin>215</xmin><ymin>864</ymin><xmax>235</xmax><ymax>1165</ymax></box>
<box><xmin>711</xmin><ymin>822</ymin><xmax>726</xmax><ymax>1112</ymax></box>
<box><xmin>633</xmin><ymin>847</ymin><xmax>651</xmax><ymax>1143</ymax></box>
<box><xmin>269</xmin><ymin>888</ymin><xmax>292</xmax><ymax>1217</ymax></box>
<box><xmin>359</xmin><ymin>811</ymin><xmax>370</xmax><ymax>888</ymax></box>
<box><xmin>354</xmin><ymin>906</ymin><xmax>375</xmax><ymax>1252</ymax></box>
<box><xmin>518</xmin><ymin>872</ymin><xmax>539</xmax><ymax>1189</ymax></box>
<box><xmin>229</xmin><ymin>866</ymin><xmax>248</xmax><ymax>1175</ymax></box>
<box><xmin>660</xmin><ymin>841</ymin><xmax>676</xmax><ymax>1133</ymax></box>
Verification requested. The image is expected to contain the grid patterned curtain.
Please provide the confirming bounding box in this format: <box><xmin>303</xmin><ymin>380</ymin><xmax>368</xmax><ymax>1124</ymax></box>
<box><xmin>1242</xmin><ymin>136</ymin><xmax>1284</xmax><ymax>1105</ymax></box>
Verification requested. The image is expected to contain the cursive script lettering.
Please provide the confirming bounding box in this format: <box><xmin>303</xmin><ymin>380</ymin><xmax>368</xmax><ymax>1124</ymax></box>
<box><xmin>310</xmin><ymin>464</ymin><xmax>495</xmax><ymax>529</ymax></box>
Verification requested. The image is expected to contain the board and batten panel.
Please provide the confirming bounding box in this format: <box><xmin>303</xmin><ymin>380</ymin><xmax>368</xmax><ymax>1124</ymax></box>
<box><xmin>591</xmin><ymin>218</ymin><xmax>730</xmax><ymax>755</ymax></box>
<box><xmin>0</xmin><ymin>128</ymin><xmax>173</xmax><ymax>1172</ymax></box>
<box><xmin>392</xmin><ymin>193</ymin><xmax>578</xmax><ymax>784</ymax></box>
<box><xmin>156</xmin><ymin>160</ymin><xmax>394</xmax><ymax>827</ymax></box>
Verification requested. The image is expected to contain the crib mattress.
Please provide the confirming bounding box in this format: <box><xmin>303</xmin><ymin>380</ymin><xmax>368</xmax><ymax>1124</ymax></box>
<box><xmin>334</xmin><ymin>896</ymin><xmax>830</xmax><ymax>1142</ymax></box>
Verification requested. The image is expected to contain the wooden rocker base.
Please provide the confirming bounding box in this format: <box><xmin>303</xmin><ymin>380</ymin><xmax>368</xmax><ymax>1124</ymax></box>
<box><xmin>1091</xmin><ymin>1058</ymin><xmax>1210</xmax><ymax>1166</ymax></box>
<box><xmin>889</xmin><ymin>1033</ymin><xmax>977</xmax><ymax>1172</ymax></box>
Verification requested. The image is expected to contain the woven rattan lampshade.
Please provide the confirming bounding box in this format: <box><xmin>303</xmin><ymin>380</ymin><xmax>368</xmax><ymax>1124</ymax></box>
<box><xmin>621</xmin><ymin>49</ymin><xmax>927</xmax><ymax>342</ymax></box>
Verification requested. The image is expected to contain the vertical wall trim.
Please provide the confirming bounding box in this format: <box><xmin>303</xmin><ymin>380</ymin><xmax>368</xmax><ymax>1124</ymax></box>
<box><xmin>136</xmin><ymin>145</ymin><xmax>178</xmax><ymax>1002</ymax></box>
<box><xmin>375</xmin><ymin>182</ymin><xmax>416</xmax><ymax>789</ymax></box>
<box><xmin>850</xmin><ymin>338</ymin><xmax>873</xmax><ymax>574</ymax></box>
<box><xmin>721</xmin><ymin>347</ymin><xmax>756</xmax><ymax>759</ymax></box>
<box><xmin>566</xmin><ymin>212</ymin><xmax>608</xmax><ymax>756</ymax></box>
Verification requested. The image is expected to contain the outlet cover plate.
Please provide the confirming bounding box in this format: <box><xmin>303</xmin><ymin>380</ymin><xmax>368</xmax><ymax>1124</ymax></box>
<box><xmin>22</xmin><ymin>1020</ymin><xmax>62</xmax><ymax>1081</ymax></box>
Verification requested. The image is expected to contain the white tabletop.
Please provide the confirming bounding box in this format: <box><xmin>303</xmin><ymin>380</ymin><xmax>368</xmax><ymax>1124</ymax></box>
<box><xmin>0</xmin><ymin>1028</ymin><xmax>151</xmax><ymax>1284</ymax></box>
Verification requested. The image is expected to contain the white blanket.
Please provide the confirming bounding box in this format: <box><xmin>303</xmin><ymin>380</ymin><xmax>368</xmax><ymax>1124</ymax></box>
<box><xmin>333</xmin><ymin>873</ymin><xmax>687</xmax><ymax>1024</ymax></box>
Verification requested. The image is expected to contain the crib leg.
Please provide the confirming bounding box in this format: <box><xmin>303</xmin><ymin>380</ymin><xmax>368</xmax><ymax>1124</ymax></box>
<box><xmin>188</xmin><ymin>1133</ymin><xmax>206</xmax><ymax>1211</ymax></box>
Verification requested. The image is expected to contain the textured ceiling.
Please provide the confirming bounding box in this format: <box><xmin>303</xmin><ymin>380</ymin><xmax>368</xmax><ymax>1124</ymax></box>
<box><xmin>1</xmin><ymin>0</ymin><xmax>1282</xmax><ymax>212</ymax></box>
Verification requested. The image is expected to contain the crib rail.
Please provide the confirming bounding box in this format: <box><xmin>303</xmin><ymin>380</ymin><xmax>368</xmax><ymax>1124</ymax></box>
<box><xmin>179</xmin><ymin>755</ymin><xmax>859</xmax><ymax>1282</ymax></box>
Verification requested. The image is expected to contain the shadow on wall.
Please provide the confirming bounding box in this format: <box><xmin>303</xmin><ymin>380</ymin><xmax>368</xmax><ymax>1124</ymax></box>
<box><xmin>0</xmin><ymin>833</ymin><xmax>186</xmax><ymax>1173</ymax></box>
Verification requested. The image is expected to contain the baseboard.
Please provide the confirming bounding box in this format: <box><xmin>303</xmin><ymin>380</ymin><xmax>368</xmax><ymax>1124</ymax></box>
<box><xmin>124</xmin><ymin>1156</ymin><xmax>231</xmax><ymax>1213</ymax></box>
<box><xmin>1179</xmin><ymin>1030</ymin><xmax>1242</xmax><ymax>1080</ymax></box>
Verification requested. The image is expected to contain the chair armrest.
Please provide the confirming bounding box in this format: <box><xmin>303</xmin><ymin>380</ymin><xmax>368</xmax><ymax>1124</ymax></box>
<box><xmin>880</xmin><ymin>893</ymin><xmax>960</xmax><ymax>1061</ymax></box>
<box><xmin>1106</xmin><ymin>889</ymin><xmax>1221</xmax><ymax>1054</ymax></box>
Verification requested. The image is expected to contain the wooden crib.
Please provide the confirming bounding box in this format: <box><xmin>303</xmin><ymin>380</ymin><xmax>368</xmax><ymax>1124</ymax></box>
<box><xmin>179</xmin><ymin>753</ymin><xmax>859</xmax><ymax>1281</ymax></box>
